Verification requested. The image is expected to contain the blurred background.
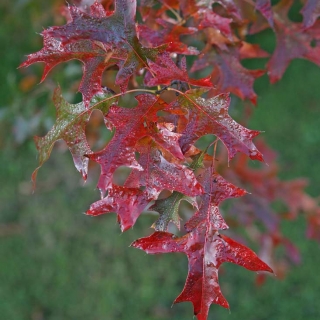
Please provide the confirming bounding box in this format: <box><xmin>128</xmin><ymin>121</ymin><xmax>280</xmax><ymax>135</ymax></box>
<box><xmin>1</xmin><ymin>0</ymin><xmax>320</xmax><ymax>319</ymax></box>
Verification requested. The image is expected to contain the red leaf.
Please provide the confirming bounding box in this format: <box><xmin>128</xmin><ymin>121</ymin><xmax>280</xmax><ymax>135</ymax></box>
<box><xmin>20</xmin><ymin>34</ymin><xmax>119</xmax><ymax>106</ymax></box>
<box><xmin>125</xmin><ymin>137</ymin><xmax>203</xmax><ymax>198</ymax></box>
<box><xmin>267</xmin><ymin>0</ymin><xmax>320</xmax><ymax>83</ymax></box>
<box><xmin>132</xmin><ymin>222</ymin><xmax>272</xmax><ymax>320</ymax></box>
<box><xmin>145</xmin><ymin>52</ymin><xmax>212</xmax><ymax>87</ymax></box>
<box><xmin>87</xmin><ymin>94</ymin><xmax>162</xmax><ymax>194</ymax></box>
<box><xmin>86</xmin><ymin>185</ymin><xmax>151</xmax><ymax>231</ymax></box>
<box><xmin>45</xmin><ymin>1</ymin><xmax>136</xmax><ymax>47</ymax></box>
<box><xmin>168</xmin><ymin>90</ymin><xmax>263</xmax><ymax>161</ymax></box>
<box><xmin>21</xmin><ymin>1</ymin><xmax>166</xmax><ymax>100</ymax></box>
<box><xmin>138</xmin><ymin>19</ymin><xmax>199</xmax><ymax>55</ymax></box>
<box><xmin>185</xmin><ymin>166</ymin><xmax>246</xmax><ymax>231</ymax></box>
<box><xmin>198</xmin><ymin>9</ymin><xmax>233</xmax><ymax>39</ymax></box>
<box><xmin>191</xmin><ymin>46</ymin><xmax>265</xmax><ymax>104</ymax></box>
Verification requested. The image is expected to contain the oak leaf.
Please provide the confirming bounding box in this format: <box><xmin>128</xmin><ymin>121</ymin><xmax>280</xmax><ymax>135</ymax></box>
<box><xmin>125</xmin><ymin>137</ymin><xmax>203</xmax><ymax>198</ymax></box>
<box><xmin>20</xmin><ymin>34</ymin><xmax>119</xmax><ymax>107</ymax></box>
<box><xmin>151</xmin><ymin>191</ymin><xmax>198</xmax><ymax>231</ymax></box>
<box><xmin>132</xmin><ymin>221</ymin><xmax>272</xmax><ymax>320</ymax></box>
<box><xmin>138</xmin><ymin>19</ymin><xmax>199</xmax><ymax>55</ymax></box>
<box><xmin>267</xmin><ymin>0</ymin><xmax>320</xmax><ymax>83</ymax></box>
<box><xmin>87</xmin><ymin>94</ymin><xmax>161</xmax><ymax>195</ymax></box>
<box><xmin>144</xmin><ymin>52</ymin><xmax>212</xmax><ymax>88</ymax></box>
<box><xmin>191</xmin><ymin>46</ymin><xmax>265</xmax><ymax>104</ymax></box>
<box><xmin>32</xmin><ymin>86</ymin><xmax>115</xmax><ymax>184</ymax></box>
<box><xmin>21</xmin><ymin>1</ymin><xmax>165</xmax><ymax>102</ymax></box>
<box><xmin>167</xmin><ymin>90</ymin><xmax>263</xmax><ymax>161</ymax></box>
<box><xmin>185</xmin><ymin>165</ymin><xmax>246</xmax><ymax>231</ymax></box>
<box><xmin>86</xmin><ymin>185</ymin><xmax>151</xmax><ymax>231</ymax></box>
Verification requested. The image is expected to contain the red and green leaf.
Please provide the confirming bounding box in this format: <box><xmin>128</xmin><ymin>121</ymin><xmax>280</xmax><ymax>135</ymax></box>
<box><xmin>32</xmin><ymin>86</ymin><xmax>116</xmax><ymax>184</ymax></box>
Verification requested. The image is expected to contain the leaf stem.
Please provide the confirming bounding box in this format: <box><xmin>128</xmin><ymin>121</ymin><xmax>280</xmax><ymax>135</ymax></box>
<box><xmin>160</xmin><ymin>1</ymin><xmax>182</xmax><ymax>22</ymax></box>
<box><xmin>80</xmin><ymin>88</ymin><xmax>158</xmax><ymax>117</ymax></box>
<box><xmin>212</xmin><ymin>139</ymin><xmax>219</xmax><ymax>168</ymax></box>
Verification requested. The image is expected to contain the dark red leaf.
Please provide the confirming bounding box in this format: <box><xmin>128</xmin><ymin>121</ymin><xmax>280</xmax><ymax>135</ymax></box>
<box><xmin>21</xmin><ymin>1</ymin><xmax>166</xmax><ymax>99</ymax></box>
<box><xmin>138</xmin><ymin>19</ymin><xmax>199</xmax><ymax>55</ymax></box>
<box><xmin>20</xmin><ymin>34</ymin><xmax>119</xmax><ymax>106</ymax></box>
<box><xmin>198</xmin><ymin>9</ymin><xmax>233</xmax><ymax>39</ymax></box>
<box><xmin>45</xmin><ymin>1</ymin><xmax>136</xmax><ymax>47</ymax></box>
<box><xmin>86</xmin><ymin>185</ymin><xmax>151</xmax><ymax>231</ymax></box>
<box><xmin>132</xmin><ymin>221</ymin><xmax>272</xmax><ymax>320</ymax></box>
<box><xmin>168</xmin><ymin>90</ymin><xmax>263</xmax><ymax>161</ymax></box>
<box><xmin>87</xmin><ymin>94</ymin><xmax>161</xmax><ymax>194</ymax></box>
<box><xmin>145</xmin><ymin>52</ymin><xmax>212</xmax><ymax>87</ymax></box>
<box><xmin>191</xmin><ymin>46</ymin><xmax>265</xmax><ymax>104</ymax></box>
<box><xmin>185</xmin><ymin>165</ymin><xmax>246</xmax><ymax>231</ymax></box>
<box><xmin>267</xmin><ymin>0</ymin><xmax>320</xmax><ymax>83</ymax></box>
<box><xmin>125</xmin><ymin>137</ymin><xmax>203</xmax><ymax>198</ymax></box>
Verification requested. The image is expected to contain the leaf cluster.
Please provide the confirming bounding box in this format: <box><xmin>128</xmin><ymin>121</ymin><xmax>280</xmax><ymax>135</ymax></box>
<box><xmin>20</xmin><ymin>0</ymin><xmax>320</xmax><ymax>319</ymax></box>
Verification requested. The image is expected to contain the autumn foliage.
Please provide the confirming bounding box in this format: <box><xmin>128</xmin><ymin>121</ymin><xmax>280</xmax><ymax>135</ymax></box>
<box><xmin>20</xmin><ymin>0</ymin><xmax>320</xmax><ymax>319</ymax></box>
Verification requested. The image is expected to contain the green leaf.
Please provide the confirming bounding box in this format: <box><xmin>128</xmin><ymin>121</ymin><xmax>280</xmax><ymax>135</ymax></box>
<box><xmin>32</xmin><ymin>86</ymin><xmax>116</xmax><ymax>186</ymax></box>
<box><xmin>151</xmin><ymin>191</ymin><xmax>198</xmax><ymax>231</ymax></box>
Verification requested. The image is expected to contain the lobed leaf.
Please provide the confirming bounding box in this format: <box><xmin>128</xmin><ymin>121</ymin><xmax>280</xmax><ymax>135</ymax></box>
<box><xmin>20</xmin><ymin>34</ymin><xmax>119</xmax><ymax>106</ymax></box>
<box><xmin>125</xmin><ymin>137</ymin><xmax>203</xmax><ymax>198</ymax></box>
<box><xmin>168</xmin><ymin>90</ymin><xmax>263</xmax><ymax>161</ymax></box>
<box><xmin>45</xmin><ymin>1</ymin><xmax>136</xmax><ymax>47</ymax></box>
<box><xmin>138</xmin><ymin>19</ymin><xmax>199</xmax><ymax>55</ymax></box>
<box><xmin>87</xmin><ymin>94</ymin><xmax>158</xmax><ymax>195</ymax></box>
<box><xmin>20</xmin><ymin>0</ymin><xmax>166</xmax><ymax>101</ymax></box>
<box><xmin>185</xmin><ymin>165</ymin><xmax>247</xmax><ymax>231</ymax></box>
<box><xmin>191</xmin><ymin>46</ymin><xmax>265</xmax><ymax>104</ymax></box>
<box><xmin>86</xmin><ymin>185</ymin><xmax>151</xmax><ymax>231</ymax></box>
<box><xmin>267</xmin><ymin>0</ymin><xmax>320</xmax><ymax>83</ymax></box>
<box><xmin>132</xmin><ymin>221</ymin><xmax>272</xmax><ymax>320</ymax></box>
<box><xmin>145</xmin><ymin>52</ymin><xmax>212</xmax><ymax>88</ymax></box>
<box><xmin>151</xmin><ymin>191</ymin><xmax>198</xmax><ymax>231</ymax></box>
<box><xmin>32</xmin><ymin>86</ymin><xmax>116</xmax><ymax>185</ymax></box>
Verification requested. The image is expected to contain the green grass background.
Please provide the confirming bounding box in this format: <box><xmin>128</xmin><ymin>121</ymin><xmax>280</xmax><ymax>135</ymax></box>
<box><xmin>1</xmin><ymin>1</ymin><xmax>320</xmax><ymax>319</ymax></box>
